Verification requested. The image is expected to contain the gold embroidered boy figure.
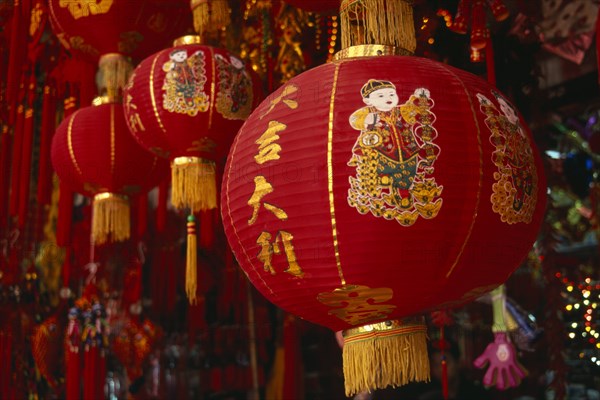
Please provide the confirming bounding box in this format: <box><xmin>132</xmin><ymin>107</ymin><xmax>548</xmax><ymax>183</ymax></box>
<box><xmin>347</xmin><ymin>79</ymin><xmax>443</xmax><ymax>226</ymax></box>
<box><xmin>162</xmin><ymin>48</ymin><xmax>209</xmax><ymax>116</ymax></box>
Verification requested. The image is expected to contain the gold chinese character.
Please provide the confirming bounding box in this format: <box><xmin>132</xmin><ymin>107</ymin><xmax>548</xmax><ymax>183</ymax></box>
<box><xmin>255</xmin><ymin>121</ymin><xmax>286</xmax><ymax>165</ymax></box>
<box><xmin>125</xmin><ymin>94</ymin><xmax>145</xmax><ymax>133</ymax></box>
<box><xmin>260</xmin><ymin>84</ymin><xmax>299</xmax><ymax>119</ymax></box>
<box><xmin>247</xmin><ymin>176</ymin><xmax>288</xmax><ymax>225</ymax></box>
<box><xmin>317</xmin><ymin>285</ymin><xmax>396</xmax><ymax>325</ymax></box>
<box><xmin>256</xmin><ymin>230</ymin><xmax>303</xmax><ymax>277</ymax></box>
<box><xmin>59</xmin><ymin>0</ymin><xmax>113</xmax><ymax>20</ymax></box>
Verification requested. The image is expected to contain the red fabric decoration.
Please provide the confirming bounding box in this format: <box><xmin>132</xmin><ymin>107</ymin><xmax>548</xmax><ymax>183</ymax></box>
<box><xmin>51</xmin><ymin>101</ymin><xmax>168</xmax><ymax>244</ymax></box>
<box><xmin>284</xmin><ymin>0</ymin><xmax>340</xmax><ymax>13</ymax></box>
<box><xmin>47</xmin><ymin>0</ymin><xmax>191</xmax><ymax>63</ymax></box>
<box><xmin>222</xmin><ymin>54</ymin><xmax>546</xmax><ymax>332</ymax></box>
<box><xmin>18</xmin><ymin>73</ymin><xmax>37</xmax><ymax>228</ymax></box>
<box><xmin>8</xmin><ymin>78</ymin><xmax>26</xmax><ymax>218</ymax></box>
<box><xmin>123</xmin><ymin>40</ymin><xmax>261</xmax><ymax>211</ymax></box>
<box><xmin>37</xmin><ymin>84</ymin><xmax>57</xmax><ymax>209</ymax></box>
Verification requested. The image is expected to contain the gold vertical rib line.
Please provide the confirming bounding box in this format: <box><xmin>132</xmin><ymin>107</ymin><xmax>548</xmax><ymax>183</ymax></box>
<box><xmin>208</xmin><ymin>47</ymin><xmax>216</xmax><ymax>130</ymax></box>
<box><xmin>327</xmin><ymin>63</ymin><xmax>346</xmax><ymax>286</ymax></box>
<box><xmin>443</xmin><ymin>66</ymin><xmax>483</xmax><ymax>278</ymax></box>
<box><xmin>110</xmin><ymin>104</ymin><xmax>116</xmax><ymax>176</ymax></box>
<box><xmin>67</xmin><ymin>110</ymin><xmax>83</xmax><ymax>177</ymax></box>
<box><xmin>150</xmin><ymin>52</ymin><xmax>167</xmax><ymax>134</ymax></box>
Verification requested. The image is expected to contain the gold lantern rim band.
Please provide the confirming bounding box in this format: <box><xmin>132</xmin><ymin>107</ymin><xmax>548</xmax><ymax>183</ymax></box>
<box><xmin>341</xmin><ymin>317</ymin><xmax>430</xmax><ymax>396</ymax></box>
<box><xmin>173</xmin><ymin>35</ymin><xmax>203</xmax><ymax>47</ymax></box>
<box><xmin>333</xmin><ymin>45</ymin><xmax>409</xmax><ymax>61</ymax></box>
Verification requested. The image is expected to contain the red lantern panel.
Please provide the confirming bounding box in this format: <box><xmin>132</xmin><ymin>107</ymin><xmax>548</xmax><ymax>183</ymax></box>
<box><xmin>221</xmin><ymin>54</ymin><xmax>546</xmax><ymax>333</ymax></box>
<box><xmin>51</xmin><ymin>101</ymin><xmax>168</xmax><ymax>197</ymax></box>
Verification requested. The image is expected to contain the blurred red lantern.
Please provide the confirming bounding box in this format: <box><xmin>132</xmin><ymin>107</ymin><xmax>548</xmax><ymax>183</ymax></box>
<box><xmin>48</xmin><ymin>0</ymin><xmax>191</xmax><ymax>63</ymax></box>
<box><xmin>123</xmin><ymin>36</ymin><xmax>261</xmax><ymax>212</ymax></box>
<box><xmin>221</xmin><ymin>46</ymin><xmax>546</xmax><ymax>395</ymax></box>
<box><xmin>48</xmin><ymin>0</ymin><xmax>191</xmax><ymax>98</ymax></box>
<box><xmin>51</xmin><ymin>99</ymin><xmax>168</xmax><ymax>244</ymax></box>
<box><xmin>284</xmin><ymin>0</ymin><xmax>340</xmax><ymax>13</ymax></box>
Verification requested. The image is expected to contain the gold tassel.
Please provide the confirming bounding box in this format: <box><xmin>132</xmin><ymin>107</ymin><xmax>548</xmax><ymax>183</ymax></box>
<box><xmin>210</xmin><ymin>0</ymin><xmax>231</xmax><ymax>30</ymax></box>
<box><xmin>342</xmin><ymin>317</ymin><xmax>430</xmax><ymax>397</ymax></box>
<box><xmin>171</xmin><ymin>157</ymin><xmax>217</xmax><ymax>212</ymax></box>
<box><xmin>92</xmin><ymin>193</ymin><xmax>130</xmax><ymax>245</ymax></box>
<box><xmin>96</xmin><ymin>53</ymin><xmax>133</xmax><ymax>102</ymax></box>
<box><xmin>186</xmin><ymin>214</ymin><xmax>198</xmax><ymax>305</ymax></box>
<box><xmin>340</xmin><ymin>0</ymin><xmax>416</xmax><ymax>53</ymax></box>
<box><xmin>190</xmin><ymin>0</ymin><xmax>230</xmax><ymax>37</ymax></box>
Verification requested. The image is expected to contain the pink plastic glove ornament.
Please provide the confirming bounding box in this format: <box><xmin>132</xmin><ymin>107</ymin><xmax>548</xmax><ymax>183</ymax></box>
<box><xmin>473</xmin><ymin>331</ymin><xmax>527</xmax><ymax>390</ymax></box>
<box><xmin>474</xmin><ymin>285</ymin><xmax>527</xmax><ymax>390</ymax></box>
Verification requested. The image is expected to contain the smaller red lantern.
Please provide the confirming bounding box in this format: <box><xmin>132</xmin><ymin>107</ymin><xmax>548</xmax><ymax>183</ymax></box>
<box><xmin>51</xmin><ymin>98</ymin><xmax>168</xmax><ymax>244</ymax></box>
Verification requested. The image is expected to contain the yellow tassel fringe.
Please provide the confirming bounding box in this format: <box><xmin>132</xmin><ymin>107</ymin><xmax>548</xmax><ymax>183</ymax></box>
<box><xmin>171</xmin><ymin>157</ymin><xmax>217</xmax><ymax>212</ymax></box>
<box><xmin>92</xmin><ymin>193</ymin><xmax>130</xmax><ymax>245</ymax></box>
<box><xmin>342</xmin><ymin>318</ymin><xmax>430</xmax><ymax>397</ymax></box>
<box><xmin>340</xmin><ymin>0</ymin><xmax>416</xmax><ymax>53</ymax></box>
<box><xmin>96</xmin><ymin>53</ymin><xmax>133</xmax><ymax>101</ymax></box>
<box><xmin>190</xmin><ymin>0</ymin><xmax>230</xmax><ymax>37</ymax></box>
<box><xmin>186</xmin><ymin>215</ymin><xmax>198</xmax><ymax>305</ymax></box>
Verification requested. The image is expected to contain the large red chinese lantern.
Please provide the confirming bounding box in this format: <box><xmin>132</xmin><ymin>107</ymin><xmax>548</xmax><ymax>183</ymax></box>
<box><xmin>221</xmin><ymin>1</ymin><xmax>546</xmax><ymax>396</ymax></box>
<box><xmin>51</xmin><ymin>99</ymin><xmax>168</xmax><ymax>244</ymax></box>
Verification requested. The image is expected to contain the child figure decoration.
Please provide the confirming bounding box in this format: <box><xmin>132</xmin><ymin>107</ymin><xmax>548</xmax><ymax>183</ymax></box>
<box><xmin>347</xmin><ymin>79</ymin><xmax>443</xmax><ymax>226</ymax></box>
<box><xmin>477</xmin><ymin>91</ymin><xmax>537</xmax><ymax>224</ymax></box>
<box><xmin>162</xmin><ymin>48</ymin><xmax>209</xmax><ymax>116</ymax></box>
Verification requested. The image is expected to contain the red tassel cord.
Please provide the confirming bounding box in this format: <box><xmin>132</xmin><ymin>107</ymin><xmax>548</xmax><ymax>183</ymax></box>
<box><xmin>18</xmin><ymin>72</ymin><xmax>36</xmax><ymax>229</ymax></box>
<box><xmin>8</xmin><ymin>78</ymin><xmax>26</xmax><ymax>219</ymax></box>
<box><xmin>6</xmin><ymin>0</ymin><xmax>28</xmax><ymax>121</ymax></box>
<box><xmin>36</xmin><ymin>84</ymin><xmax>57</xmax><ymax>212</ymax></box>
<box><xmin>156</xmin><ymin>178</ymin><xmax>169</xmax><ymax>233</ymax></box>
<box><xmin>199</xmin><ymin>209</ymin><xmax>215</xmax><ymax>249</ymax></box>
<box><xmin>440</xmin><ymin>326</ymin><xmax>449</xmax><ymax>400</ymax></box>
<box><xmin>486</xmin><ymin>37</ymin><xmax>497</xmax><ymax>86</ymax></box>
<box><xmin>0</xmin><ymin>126</ymin><xmax>12</xmax><ymax>232</ymax></box>
<box><xmin>136</xmin><ymin>193</ymin><xmax>148</xmax><ymax>241</ymax></box>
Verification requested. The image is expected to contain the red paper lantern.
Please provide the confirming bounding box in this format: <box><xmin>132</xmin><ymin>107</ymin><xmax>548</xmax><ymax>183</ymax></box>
<box><xmin>221</xmin><ymin>46</ymin><xmax>546</xmax><ymax>395</ymax></box>
<box><xmin>284</xmin><ymin>0</ymin><xmax>340</xmax><ymax>13</ymax></box>
<box><xmin>51</xmin><ymin>99</ymin><xmax>168</xmax><ymax>244</ymax></box>
<box><xmin>122</xmin><ymin>36</ymin><xmax>261</xmax><ymax>212</ymax></box>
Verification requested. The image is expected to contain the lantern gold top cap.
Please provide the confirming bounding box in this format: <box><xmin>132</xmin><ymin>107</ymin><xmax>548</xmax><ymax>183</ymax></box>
<box><xmin>92</xmin><ymin>95</ymin><xmax>120</xmax><ymax>106</ymax></box>
<box><xmin>173</xmin><ymin>35</ymin><xmax>202</xmax><ymax>47</ymax></box>
<box><xmin>333</xmin><ymin>45</ymin><xmax>410</xmax><ymax>61</ymax></box>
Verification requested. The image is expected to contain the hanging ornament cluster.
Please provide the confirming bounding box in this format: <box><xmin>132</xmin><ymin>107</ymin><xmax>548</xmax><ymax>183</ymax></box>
<box><xmin>222</xmin><ymin>0</ymin><xmax>546</xmax><ymax>395</ymax></box>
<box><xmin>450</xmin><ymin>0</ymin><xmax>509</xmax><ymax>58</ymax></box>
<box><xmin>51</xmin><ymin>99</ymin><xmax>168</xmax><ymax>245</ymax></box>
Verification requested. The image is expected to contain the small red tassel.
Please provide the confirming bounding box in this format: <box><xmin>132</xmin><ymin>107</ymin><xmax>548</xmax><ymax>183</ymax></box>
<box><xmin>440</xmin><ymin>326</ymin><xmax>449</xmax><ymax>400</ymax></box>
<box><xmin>6</xmin><ymin>0</ymin><xmax>27</xmax><ymax>120</ymax></box>
<box><xmin>0</xmin><ymin>126</ymin><xmax>12</xmax><ymax>230</ymax></box>
<box><xmin>56</xmin><ymin>181</ymin><xmax>73</xmax><ymax>247</ymax></box>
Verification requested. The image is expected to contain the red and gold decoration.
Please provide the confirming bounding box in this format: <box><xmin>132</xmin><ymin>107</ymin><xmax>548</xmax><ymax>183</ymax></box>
<box><xmin>51</xmin><ymin>98</ymin><xmax>168</xmax><ymax>244</ymax></box>
<box><xmin>190</xmin><ymin>0</ymin><xmax>231</xmax><ymax>38</ymax></box>
<box><xmin>222</xmin><ymin>0</ymin><xmax>546</xmax><ymax>395</ymax></box>
<box><xmin>284</xmin><ymin>0</ymin><xmax>340</xmax><ymax>14</ymax></box>
<box><xmin>48</xmin><ymin>0</ymin><xmax>191</xmax><ymax>97</ymax></box>
<box><xmin>123</xmin><ymin>34</ymin><xmax>260</xmax><ymax>303</ymax></box>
